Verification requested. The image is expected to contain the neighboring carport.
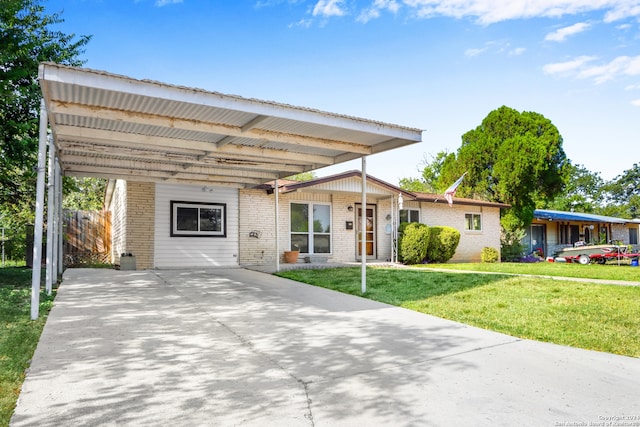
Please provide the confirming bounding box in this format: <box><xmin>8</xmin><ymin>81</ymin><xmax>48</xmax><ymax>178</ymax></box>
<box><xmin>31</xmin><ymin>62</ymin><xmax>423</xmax><ymax>318</ymax></box>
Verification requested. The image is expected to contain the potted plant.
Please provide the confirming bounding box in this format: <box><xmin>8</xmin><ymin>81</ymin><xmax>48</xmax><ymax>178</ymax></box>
<box><xmin>283</xmin><ymin>244</ymin><xmax>300</xmax><ymax>263</ymax></box>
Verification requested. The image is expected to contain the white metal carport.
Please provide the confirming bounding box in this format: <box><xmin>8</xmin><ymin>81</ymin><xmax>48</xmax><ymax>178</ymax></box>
<box><xmin>32</xmin><ymin>62</ymin><xmax>422</xmax><ymax>318</ymax></box>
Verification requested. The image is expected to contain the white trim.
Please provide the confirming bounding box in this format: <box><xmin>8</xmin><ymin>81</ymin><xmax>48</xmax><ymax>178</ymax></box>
<box><xmin>465</xmin><ymin>212</ymin><xmax>483</xmax><ymax>232</ymax></box>
<box><xmin>289</xmin><ymin>201</ymin><xmax>333</xmax><ymax>255</ymax></box>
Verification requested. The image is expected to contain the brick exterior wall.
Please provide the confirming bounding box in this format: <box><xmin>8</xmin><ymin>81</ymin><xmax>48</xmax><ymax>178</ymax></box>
<box><xmin>418</xmin><ymin>202</ymin><xmax>502</xmax><ymax>262</ymax></box>
<box><xmin>238</xmin><ymin>189</ymin><xmax>277</xmax><ymax>266</ymax></box>
<box><xmin>126</xmin><ymin>182</ymin><xmax>155</xmax><ymax>269</ymax></box>
<box><xmin>239</xmin><ymin>188</ymin><xmax>399</xmax><ymax>265</ymax></box>
<box><xmin>109</xmin><ymin>180</ymin><xmax>126</xmax><ymax>264</ymax></box>
<box><xmin>108</xmin><ymin>180</ymin><xmax>155</xmax><ymax>270</ymax></box>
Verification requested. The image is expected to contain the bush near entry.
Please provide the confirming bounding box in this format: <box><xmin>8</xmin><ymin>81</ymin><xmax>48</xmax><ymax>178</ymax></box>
<box><xmin>426</xmin><ymin>226</ymin><xmax>460</xmax><ymax>263</ymax></box>
<box><xmin>400</xmin><ymin>223</ymin><xmax>430</xmax><ymax>264</ymax></box>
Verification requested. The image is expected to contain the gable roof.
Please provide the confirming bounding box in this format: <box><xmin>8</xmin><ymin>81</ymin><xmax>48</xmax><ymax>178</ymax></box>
<box><xmin>39</xmin><ymin>63</ymin><xmax>423</xmax><ymax>188</ymax></box>
<box><xmin>411</xmin><ymin>192</ymin><xmax>510</xmax><ymax>208</ymax></box>
<box><xmin>534</xmin><ymin>209</ymin><xmax>634</xmax><ymax>224</ymax></box>
<box><xmin>269</xmin><ymin>171</ymin><xmax>510</xmax><ymax>208</ymax></box>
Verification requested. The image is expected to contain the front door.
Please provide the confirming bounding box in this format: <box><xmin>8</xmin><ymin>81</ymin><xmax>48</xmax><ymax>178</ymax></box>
<box><xmin>531</xmin><ymin>224</ymin><xmax>545</xmax><ymax>257</ymax></box>
<box><xmin>356</xmin><ymin>204</ymin><xmax>376</xmax><ymax>259</ymax></box>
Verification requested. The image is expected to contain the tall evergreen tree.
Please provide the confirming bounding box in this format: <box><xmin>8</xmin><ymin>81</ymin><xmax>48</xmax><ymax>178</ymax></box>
<box><xmin>440</xmin><ymin>106</ymin><xmax>567</xmax><ymax>231</ymax></box>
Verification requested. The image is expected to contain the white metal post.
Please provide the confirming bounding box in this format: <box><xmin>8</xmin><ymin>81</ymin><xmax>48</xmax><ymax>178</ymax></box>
<box><xmin>361</xmin><ymin>156</ymin><xmax>367</xmax><ymax>294</ymax></box>
<box><xmin>390</xmin><ymin>195</ymin><xmax>395</xmax><ymax>263</ymax></box>
<box><xmin>46</xmin><ymin>136</ymin><xmax>55</xmax><ymax>294</ymax></box>
<box><xmin>275</xmin><ymin>179</ymin><xmax>280</xmax><ymax>273</ymax></box>
<box><xmin>397</xmin><ymin>193</ymin><xmax>404</xmax><ymax>263</ymax></box>
<box><xmin>31</xmin><ymin>100</ymin><xmax>48</xmax><ymax>320</ymax></box>
<box><xmin>51</xmin><ymin>157</ymin><xmax>59</xmax><ymax>282</ymax></box>
<box><xmin>56</xmin><ymin>161</ymin><xmax>63</xmax><ymax>277</ymax></box>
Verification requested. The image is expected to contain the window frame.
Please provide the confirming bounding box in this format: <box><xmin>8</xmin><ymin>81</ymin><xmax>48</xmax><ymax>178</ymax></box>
<box><xmin>170</xmin><ymin>201</ymin><xmax>227</xmax><ymax>237</ymax></box>
<box><xmin>464</xmin><ymin>212</ymin><xmax>482</xmax><ymax>232</ymax></box>
<box><xmin>399</xmin><ymin>208</ymin><xmax>420</xmax><ymax>224</ymax></box>
<box><xmin>289</xmin><ymin>202</ymin><xmax>332</xmax><ymax>255</ymax></box>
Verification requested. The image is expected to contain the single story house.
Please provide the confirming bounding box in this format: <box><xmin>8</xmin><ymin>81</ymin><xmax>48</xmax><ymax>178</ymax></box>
<box><xmin>104</xmin><ymin>171</ymin><xmax>509</xmax><ymax>269</ymax></box>
<box><xmin>524</xmin><ymin>209</ymin><xmax>640</xmax><ymax>257</ymax></box>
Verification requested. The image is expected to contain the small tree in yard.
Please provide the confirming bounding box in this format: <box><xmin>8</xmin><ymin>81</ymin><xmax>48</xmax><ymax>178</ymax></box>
<box><xmin>426</xmin><ymin>226</ymin><xmax>460</xmax><ymax>263</ymax></box>
<box><xmin>501</xmin><ymin>228</ymin><xmax>526</xmax><ymax>262</ymax></box>
<box><xmin>400</xmin><ymin>223</ymin><xmax>430</xmax><ymax>265</ymax></box>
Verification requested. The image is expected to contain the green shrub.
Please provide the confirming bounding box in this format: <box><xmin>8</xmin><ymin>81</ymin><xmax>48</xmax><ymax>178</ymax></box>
<box><xmin>426</xmin><ymin>226</ymin><xmax>460</xmax><ymax>263</ymax></box>
<box><xmin>400</xmin><ymin>223</ymin><xmax>430</xmax><ymax>264</ymax></box>
<box><xmin>501</xmin><ymin>228</ymin><xmax>526</xmax><ymax>262</ymax></box>
<box><xmin>481</xmin><ymin>247</ymin><xmax>499</xmax><ymax>263</ymax></box>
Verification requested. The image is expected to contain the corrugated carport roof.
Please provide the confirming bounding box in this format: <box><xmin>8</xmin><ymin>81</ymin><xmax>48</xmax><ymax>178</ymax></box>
<box><xmin>38</xmin><ymin>63</ymin><xmax>423</xmax><ymax>187</ymax></box>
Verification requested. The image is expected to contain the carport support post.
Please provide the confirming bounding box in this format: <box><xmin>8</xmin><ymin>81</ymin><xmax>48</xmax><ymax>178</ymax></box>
<box><xmin>275</xmin><ymin>179</ymin><xmax>280</xmax><ymax>273</ymax></box>
<box><xmin>361</xmin><ymin>156</ymin><xmax>367</xmax><ymax>294</ymax></box>
<box><xmin>31</xmin><ymin>100</ymin><xmax>48</xmax><ymax>320</ymax></box>
<box><xmin>45</xmin><ymin>136</ymin><xmax>55</xmax><ymax>295</ymax></box>
<box><xmin>56</xmin><ymin>160</ymin><xmax>63</xmax><ymax>277</ymax></box>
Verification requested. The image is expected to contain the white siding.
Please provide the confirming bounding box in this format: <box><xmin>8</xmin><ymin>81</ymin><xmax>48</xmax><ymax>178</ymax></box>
<box><xmin>309</xmin><ymin>177</ymin><xmax>390</xmax><ymax>196</ymax></box>
<box><xmin>154</xmin><ymin>184</ymin><xmax>239</xmax><ymax>267</ymax></box>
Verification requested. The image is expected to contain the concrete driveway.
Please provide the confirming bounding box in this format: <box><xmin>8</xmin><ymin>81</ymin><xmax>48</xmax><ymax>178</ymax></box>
<box><xmin>11</xmin><ymin>268</ymin><xmax>640</xmax><ymax>426</ymax></box>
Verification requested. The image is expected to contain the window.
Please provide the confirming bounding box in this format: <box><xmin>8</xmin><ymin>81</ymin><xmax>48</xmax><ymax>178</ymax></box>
<box><xmin>465</xmin><ymin>213</ymin><xmax>482</xmax><ymax>231</ymax></box>
<box><xmin>171</xmin><ymin>201</ymin><xmax>226</xmax><ymax>237</ymax></box>
<box><xmin>290</xmin><ymin>203</ymin><xmax>331</xmax><ymax>254</ymax></box>
<box><xmin>630</xmin><ymin>228</ymin><xmax>638</xmax><ymax>245</ymax></box>
<box><xmin>399</xmin><ymin>209</ymin><xmax>420</xmax><ymax>224</ymax></box>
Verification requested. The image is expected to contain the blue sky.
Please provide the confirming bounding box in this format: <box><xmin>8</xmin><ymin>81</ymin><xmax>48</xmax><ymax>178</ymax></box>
<box><xmin>45</xmin><ymin>0</ymin><xmax>640</xmax><ymax>185</ymax></box>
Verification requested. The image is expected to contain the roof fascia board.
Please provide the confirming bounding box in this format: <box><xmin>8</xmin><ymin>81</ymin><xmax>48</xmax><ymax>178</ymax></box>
<box><xmin>39</xmin><ymin>62</ymin><xmax>423</xmax><ymax>142</ymax></box>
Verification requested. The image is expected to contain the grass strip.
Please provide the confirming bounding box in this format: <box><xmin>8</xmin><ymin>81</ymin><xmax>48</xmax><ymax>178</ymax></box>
<box><xmin>421</xmin><ymin>261</ymin><xmax>640</xmax><ymax>282</ymax></box>
<box><xmin>0</xmin><ymin>268</ymin><xmax>55</xmax><ymax>426</ymax></box>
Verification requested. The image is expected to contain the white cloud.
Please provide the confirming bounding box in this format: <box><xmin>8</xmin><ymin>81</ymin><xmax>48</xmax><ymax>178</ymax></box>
<box><xmin>372</xmin><ymin>1</ymin><xmax>640</xmax><ymax>25</ymax></box>
<box><xmin>465</xmin><ymin>47</ymin><xmax>488</xmax><ymax>57</ymax></box>
<box><xmin>543</xmin><ymin>55</ymin><xmax>597</xmax><ymax>75</ymax></box>
<box><xmin>604</xmin><ymin>3</ymin><xmax>640</xmax><ymax>22</ymax></box>
<box><xmin>510</xmin><ymin>47</ymin><xmax>526</xmax><ymax>56</ymax></box>
<box><xmin>578</xmin><ymin>55</ymin><xmax>640</xmax><ymax>83</ymax></box>
<box><xmin>631</xmin><ymin>99</ymin><xmax>640</xmax><ymax>106</ymax></box>
<box><xmin>288</xmin><ymin>18</ymin><xmax>313</xmax><ymax>28</ymax></box>
<box><xmin>358</xmin><ymin>0</ymin><xmax>400</xmax><ymax>23</ymax></box>
<box><xmin>625</xmin><ymin>83</ymin><xmax>640</xmax><ymax>90</ymax></box>
<box><xmin>545</xmin><ymin>22</ymin><xmax>591</xmax><ymax>42</ymax></box>
<box><xmin>545</xmin><ymin>55</ymin><xmax>640</xmax><ymax>84</ymax></box>
<box><xmin>313</xmin><ymin>0</ymin><xmax>346</xmax><ymax>17</ymax></box>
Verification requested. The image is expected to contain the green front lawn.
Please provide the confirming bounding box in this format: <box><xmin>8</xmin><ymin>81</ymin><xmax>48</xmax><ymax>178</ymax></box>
<box><xmin>0</xmin><ymin>268</ymin><xmax>55</xmax><ymax>426</ymax></box>
<box><xmin>276</xmin><ymin>267</ymin><xmax>640</xmax><ymax>358</ymax></box>
<box><xmin>422</xmin><ymin>261</ymin><xmax>640</xmax><ymax>282</ymax></box>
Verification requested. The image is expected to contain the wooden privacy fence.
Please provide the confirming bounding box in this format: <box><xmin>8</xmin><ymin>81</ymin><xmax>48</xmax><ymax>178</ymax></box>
<box><xmin>63</xmin><ymin>210</ymin><xmax>112</xmax><ymax>266</ymax></box>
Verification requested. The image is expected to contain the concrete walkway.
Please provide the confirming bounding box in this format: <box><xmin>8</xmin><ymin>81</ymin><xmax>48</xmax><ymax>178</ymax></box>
<box><xmin>11</xmin><ymin>268</ymin><xmax>640</xmax><ymax>426</ymax></box>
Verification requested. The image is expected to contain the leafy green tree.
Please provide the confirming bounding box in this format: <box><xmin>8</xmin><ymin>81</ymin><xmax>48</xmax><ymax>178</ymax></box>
<box><xmin>543</xmin><ymin>163</ymin><xmax>604</xmax><ymax>213</ymax></box>
<box><xmin>398</xmin><ymin>177</ymin><xmax>431</xmax><ymax>192</ymax></box>
<box><xmin>285</xmin><ymin>171</ymin><xmax>316</xmax><ymax>182</ymax></box>
<box><xmin>399</xmin><ymin>151</ymin><xmax>449</xmax><ymax>193</ymax></box>
<box><xmin>599</xmin><ymin>163</ymin><xmax>640</xmax><ymax>219</ymax></box>
<box><xmin>1</xmin><ymin>0</ymin><xmax>91</xmax><ymax>258</ymax></box>
<box><xmin>63</xmin><ymin>177</ymin><xmax>107</xmax><ymax>210</ymax></box>
<box><xmin>440</xmin><ymin>106</ymin><xmax>567</xmax><ymax>231</ymax></box>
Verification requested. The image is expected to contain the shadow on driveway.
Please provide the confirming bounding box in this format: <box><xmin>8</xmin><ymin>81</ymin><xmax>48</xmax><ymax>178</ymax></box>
<box><xmin>11</xmin><ymin>268</ymin><xmax>640</xmax><ymax>426</ymax></box>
